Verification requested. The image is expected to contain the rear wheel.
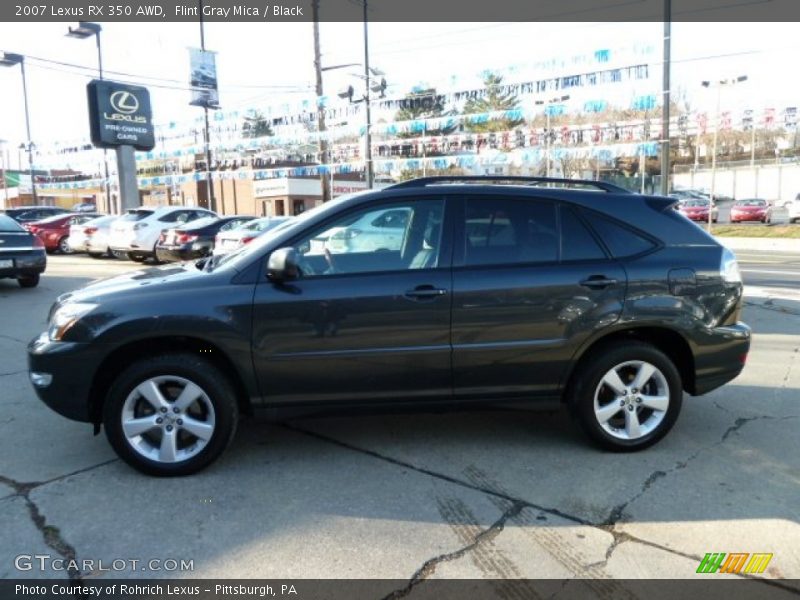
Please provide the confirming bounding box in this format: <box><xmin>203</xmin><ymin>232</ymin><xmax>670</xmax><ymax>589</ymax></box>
<box><xmin>103</xmin><ymin>354</ymin><xmax>238</xmax><ymax>476</ymax></box>
<box><xmin>568</xmin><ymin>342</ymin><xmax>682</xmax><ymax>451</ymax></box>
<box><xmin>17</xmin><ymin>274</ymin><xmax>40</xmax><ymax>288</ymax></box>
<box><xmin>58</xmin><ymin>236</ymin><xmax>73</xmax><ymax>254</ymax></box>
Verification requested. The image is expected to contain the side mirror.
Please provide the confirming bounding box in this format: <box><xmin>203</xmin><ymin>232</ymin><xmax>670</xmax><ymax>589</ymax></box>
<box><xmin>267</xmin><ymin>247</ymin><xmax>300</xmax><ymax>281</ymax></box>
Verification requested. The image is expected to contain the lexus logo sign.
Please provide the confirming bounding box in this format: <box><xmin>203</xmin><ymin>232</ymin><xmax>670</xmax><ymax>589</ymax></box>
<box><xmin>110</xmin><ymin>91</ymin><xmax>139</xmax><ymax>114</ymax></box>
<box><xmin>87</xmin><ymin>80</ymin><xmax>155</xmax><ymax>151</ymax></box>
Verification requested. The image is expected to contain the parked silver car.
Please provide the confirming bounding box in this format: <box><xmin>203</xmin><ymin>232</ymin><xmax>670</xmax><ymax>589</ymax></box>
<box><xmin>212</xmin><ymin>216</ymin><xmax>293</xmax><ymax>256</ymax></box>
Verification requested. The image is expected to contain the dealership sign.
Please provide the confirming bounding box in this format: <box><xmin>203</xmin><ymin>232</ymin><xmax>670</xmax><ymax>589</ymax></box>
<box><xmin>87</xmin><ymin>80</ymin><xmax>155</xmax><ymax>151</ymax></box>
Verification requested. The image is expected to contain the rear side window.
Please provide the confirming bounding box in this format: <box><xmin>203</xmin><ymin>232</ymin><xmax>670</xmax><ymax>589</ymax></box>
<box><xmin>587</xmin><ymin>213</ymin><xmax>657</xmax><ymax>258</ymax></box>
<box><xmin>560</xmin><ymin>207</ymin><xmax>606</xmax><ymax>261</ymax></box>
<box><xmin>463</xmin><ymin>197</ymin><xmax>558</xmax><ymax>266</ymax></box>
<box><xmin>0</xmin><ymin>215</ymin><xmax>24</xmax><ymax>232</ymax></box>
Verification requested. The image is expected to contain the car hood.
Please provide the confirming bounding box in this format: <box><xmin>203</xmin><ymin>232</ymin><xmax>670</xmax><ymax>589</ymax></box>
<box><xmin>56</xmin><ymin>262</ymin><xmax>209</xmax><ymax>306</ymax></box>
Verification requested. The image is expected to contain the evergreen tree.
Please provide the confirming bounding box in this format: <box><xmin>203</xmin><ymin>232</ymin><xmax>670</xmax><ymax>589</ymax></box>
<box><xmin>463</xmin><ymin>73</ymin><xmax>524</xmax><ymax>133</ymax></box>
<box><xmin>393</xmin><ymin>88</ymin><xmax>457</xmax><ymax>137</ymax></box>
<box><xmin>242</xmin><ymin>110</ymin><xmax>274</xmax><ymax>138</ymax></box>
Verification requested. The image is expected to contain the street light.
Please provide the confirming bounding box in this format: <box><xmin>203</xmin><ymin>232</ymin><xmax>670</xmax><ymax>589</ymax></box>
<box><xmin>535</xmin><ymin>95</ymin><xmax>570</xmax><ymax>178</ymax></box>
<box><xmin>701</xmin><ymin>75</ymin><xmax>747</xmax><ymax>232</ymax></box>
<box><xmin>66</xmin><ymin>22</ymin><xmax>114</xmax><ymax>213</ymax></box>
<box><xmin>325</xmin><ymin>61</ymin><xmax>387</xmax><ymax>189</ymax></box>
<box><xmin>0</xmin><ymin>52</ymin><xmax>37</xmax><ymax>203</ymax></box>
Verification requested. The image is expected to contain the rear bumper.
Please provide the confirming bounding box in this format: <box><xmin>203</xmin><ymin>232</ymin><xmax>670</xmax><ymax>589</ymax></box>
<box><xmin>0</xmin><ymin>252</ymin><xmax>46</xmax><ymax>279</ymax></box>
<box><xmin>27</xmin><ymin>333</ymin><xmax>100</xmax><ymax>422</ymax></box>
<box><xmin>691</xmin><ymin>322</ymin><xmax>751</xmax><ymax>395</ymax></box>
<box><xmin>156</xmin><ymin>244</ymin><xmax>210</xmax><ymax>262</ymax></box>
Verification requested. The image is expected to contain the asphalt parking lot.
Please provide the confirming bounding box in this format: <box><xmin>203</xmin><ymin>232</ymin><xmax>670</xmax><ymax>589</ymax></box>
<box><xmin>1</xmin><ymin>254</ymin><xmax>799</xmax><ymax>590</ymax></box>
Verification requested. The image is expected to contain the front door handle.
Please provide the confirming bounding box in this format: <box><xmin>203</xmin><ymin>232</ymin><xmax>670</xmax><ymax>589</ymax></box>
<box><xmin>404</xmin><ymin>285</ymin><xmax>448</xmax><ymax>300</ymax></box>
<box><xmin>579</xmin><ymin>276</ymin><xmax>618</xmax><ymax>289</ymax></box>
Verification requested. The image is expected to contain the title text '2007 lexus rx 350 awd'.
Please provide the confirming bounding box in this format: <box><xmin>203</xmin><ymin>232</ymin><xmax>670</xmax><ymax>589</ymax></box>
<box><xmin>29</xmin><ymin>177</ymin><xmax>750</xmax><ymax>475</ymax></box>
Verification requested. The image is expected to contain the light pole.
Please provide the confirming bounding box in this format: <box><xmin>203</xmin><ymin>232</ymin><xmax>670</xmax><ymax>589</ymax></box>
<box><xmin>0</xmin><ymin>52</ymin><xmax>37</xmax><ymax>203</ymax></box>
<box><xmin>67</xmin><ymin>22</ymin><xmax>113</xmax><ymax>213</ymax></box>
<box><xmin>198</xmin><ymin>0</ymin><xmax>216</xmax><ymax>213</ymax></box>
<box><xmin>328</xmin><ymin>60</ymin><xmax>386</xmax><ymax>189</ymax></box>
<box><xmin>702</xmin><ymin>75</ymin><xmax>747</xmax><ymax>232</ymax></box>
<box><xmin>536</xmin><ymin>95</ymin><xmax>569</xmax><ymax>178</ymax></box>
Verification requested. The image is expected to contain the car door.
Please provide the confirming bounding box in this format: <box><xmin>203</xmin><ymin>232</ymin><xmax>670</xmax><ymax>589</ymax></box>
<box><xmin>251</xmin><ymin>196</ymin><xmax>453</xmax><ymax>404</ymax></box>
<box><xmin>451</xmin><ymin>195</ymin><xmax>627</xmax><ymax>400</ymax></box>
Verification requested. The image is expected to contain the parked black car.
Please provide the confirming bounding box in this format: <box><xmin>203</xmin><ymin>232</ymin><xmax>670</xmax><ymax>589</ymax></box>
<box><xmin>155</xmin><ymin>216</ymin><xmax>256</xmax><ymax>263</ymax></box>
<box><xmin>29</xmin><ymin>177</ymin><xmax>750</xmax><ymax>475</ymax></box>
<box><xmin>0</xmin><ymin>215</ymin><xmax>47</xmax><ymax>288</ymax></box>
<box><xmin>3</xmin><ymin>206</ymin><xmax>69</xmax><ymax>224</ymax></box>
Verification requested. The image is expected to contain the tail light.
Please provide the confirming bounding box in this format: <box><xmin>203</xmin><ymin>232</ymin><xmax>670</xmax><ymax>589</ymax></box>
<box><xmin>84</xmin><ymin>227</ymin><xmax>98</xmax><ymax>235</ymax></box>
<box><xmin>32</xmin><ymin>236</ymin><xmax>45</xmax><ymax>249</ymax></box>
<box><xmin>241</xmin><ymin>236</ymin><xmax>255</xmax><ymax>245</ymax></box>
<box><xmin>720</xmin><ymin>247</ymin><xmax>741</xmax><ymax>283</ymax></box>
<box><xmin>27</xmin><ymin>225</ymin><xmax>38</xmax><ymax>234</ymax></box>
<box><xmin>177</xmin><ymin>233</ymin><xmax>198</xmax><ymax>244</ymax></box>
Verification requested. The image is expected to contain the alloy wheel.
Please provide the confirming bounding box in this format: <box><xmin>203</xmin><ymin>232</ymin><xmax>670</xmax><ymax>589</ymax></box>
<box><xmin>121</xmin><ymin>375</ymin><xmax>216</xmax><ymax>463</ymax></box>
<box><xmin>592</xmin><ymin>360</ymin><xmax>670</xmax><ymax>441</ymax></box>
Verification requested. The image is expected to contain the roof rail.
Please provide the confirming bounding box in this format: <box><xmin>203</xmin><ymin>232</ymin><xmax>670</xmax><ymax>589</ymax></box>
<box><xmin>386</xmin><ymin>176</ymin><xmax>632</xmax><ymax>194</ymax></box>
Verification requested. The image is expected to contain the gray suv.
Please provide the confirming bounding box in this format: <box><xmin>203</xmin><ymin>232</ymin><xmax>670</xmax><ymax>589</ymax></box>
<box><xmin>29</xmin><ymin>177</ymin><xmax>750</xmax><ymax>475</ymax></box>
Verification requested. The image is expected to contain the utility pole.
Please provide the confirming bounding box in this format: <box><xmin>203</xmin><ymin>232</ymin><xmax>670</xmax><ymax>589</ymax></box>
<box><xmin>660</xmin><ymin>0</ymin><xmax>671</xmax><ymax>195</ymax></box>
<box><xmin>312</xmin><ymin>0</ymin><xmax>330</xmax><ymax>202</ymax></box>
<box><xmin>362</xmin><ymin>0</ymin><xmax>373</xmax><ymax>189</ymax></box>
<box><xmin>199</xmin><ymin>0</ymin><xmax>216</xmax><ymax>213</ymax></box>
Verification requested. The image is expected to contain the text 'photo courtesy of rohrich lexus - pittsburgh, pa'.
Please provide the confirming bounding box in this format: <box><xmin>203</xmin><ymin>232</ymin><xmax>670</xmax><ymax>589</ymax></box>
<box><xmin>27</xmin><ymin>177</ymin><xmax>751</xmax><ymax>476</ymax></box>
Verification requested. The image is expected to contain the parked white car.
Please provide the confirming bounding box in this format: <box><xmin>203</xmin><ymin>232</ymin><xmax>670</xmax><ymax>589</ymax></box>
<box><xmin>212</xmin><ymin>216</ymin><xmax>293</xmax><ymax>256</ymax></box>
<box><xmin>71</xmin><ymin>215</ymin><xmax>122</xmax><ymax>258</ymax></box>
<box><xmin>67</xmin><ymin>214</ymin><xmax>111</xmax><ymax>253</ymax></box>
<box><xmin>788</xmin><ymin>193</ymin><xmax>800</xmax><ymax>223</ymax></box>
<box><xmin>324</xmin><ymin>207</ymin><xmax>411</xmax><ymax>254</ymax></box>
<box><xmin>109</xmin><ymin>206</ymin><xmax>216</xmax><ymax>262</ymax></box>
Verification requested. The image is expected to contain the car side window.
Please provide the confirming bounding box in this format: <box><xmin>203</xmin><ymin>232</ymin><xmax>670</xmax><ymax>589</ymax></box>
<box><xmin>587</xmin><ymin>213</ymin><xmax>657</xmax><ymax>258</ymax></box>
<box><xmin>560</xmin><ymin>207</ymin><xmax>607</xmax><ymax>261</ymax></box>
<box><xmin>462</xmin><ymin>197</ymin><xmax>557</xmax><ymax>266</ymax></box>
<box><xmin>291</xmin><ymin>200</ymin><xmax>444</xmax><ymax>277</ymax></box>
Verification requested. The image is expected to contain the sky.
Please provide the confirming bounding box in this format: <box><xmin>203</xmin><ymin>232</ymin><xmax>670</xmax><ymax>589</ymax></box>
<box><xmin>1</xmin><ymin>20</ymin><xmax>799</xmax><ymax>169</ymax></box>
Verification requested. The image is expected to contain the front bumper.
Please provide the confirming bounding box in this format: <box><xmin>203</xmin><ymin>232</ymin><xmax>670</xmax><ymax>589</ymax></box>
<box><xmin>692</xmin><ymin>322</ymin><xmax>751</xmax><ymax>395</ymax></box>
<box><xmin>27</xmin><ymin>333</ymin><xmax>103</xmax><ymax>422</ymax></box>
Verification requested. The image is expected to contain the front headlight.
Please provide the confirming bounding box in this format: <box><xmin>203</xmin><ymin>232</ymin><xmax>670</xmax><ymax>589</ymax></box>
<box><xmin>720</xmin><ymin>247</ymin><xmax>742</xmax><ymax>284</ymax></box>
<box><xmin>48</xmin><ymin>303</ymin><xmax>98</xmax><ymax>341</ymax></box>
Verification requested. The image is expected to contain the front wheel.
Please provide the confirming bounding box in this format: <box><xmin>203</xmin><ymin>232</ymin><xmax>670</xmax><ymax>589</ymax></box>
<box><xmin>58</xmin><ymin>236</ymin><xmax>73</xmax><ymax>254</ymax></box>
<box><xmin>568</xmin><ymin>342</ymin><xmax>682</xmax><ymax>452</ymax></box>
<box><xmin>103</xmin><ymin>354</ymin><xmax>239</xmax><ymax>476</ymax></box>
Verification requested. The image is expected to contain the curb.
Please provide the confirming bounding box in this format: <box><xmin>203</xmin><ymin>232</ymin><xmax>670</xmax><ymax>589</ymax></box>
<box><xmin>717</xmin><ymin>236</ymin><xmax>800</xmax><ymax>253</ymax></box>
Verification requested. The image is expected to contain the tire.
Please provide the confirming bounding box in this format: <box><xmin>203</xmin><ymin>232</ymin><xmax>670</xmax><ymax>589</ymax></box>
<box><xmin>58</xmin><ymin>236</ymin><xmax>73</xmax><ymax>254</ymax></box>
<box><xmin>567</xmin><ymin>341</ymin><xmax>683</xmax><ymax>452</ymax></box>
<box><xmin>127</xmin><ymin>252</ymin><xmax>146</xmax><ymax>262</ymax></box>
<box><xmin>103</xmin><ymin>354</ymin><xmax>239</xmax><ymax>476</ymax></box>
<box><xmin>17</xmin><ymin>274</ymin><xmax>40</xmax><ymax>288</ymax></box>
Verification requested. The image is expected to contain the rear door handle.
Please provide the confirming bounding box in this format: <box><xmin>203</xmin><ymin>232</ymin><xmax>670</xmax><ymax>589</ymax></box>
<box><xmin>404</xmin><ymin>285</ymin><xmax>448</xmax><ymax>300</ymax></box>
<box><xmin>579</xmin><ymin>276</ymin><xmax>618</xmax><ymax>289</ymax></box>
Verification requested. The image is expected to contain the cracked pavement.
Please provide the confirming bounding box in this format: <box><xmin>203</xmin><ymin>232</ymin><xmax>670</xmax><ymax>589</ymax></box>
<box><xmin>1</xmin><ymin>255</ymin><xmax>799</xmax><ymax>592</ymax></box>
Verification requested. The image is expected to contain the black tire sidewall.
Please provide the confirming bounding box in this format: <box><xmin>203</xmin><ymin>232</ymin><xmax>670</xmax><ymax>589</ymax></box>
<box><xmin>570</xmin><ymin>343</ymin><xmax>683</xmax><ymax>452</ymax></box>
<box><xmin>18</xmin><ymin>274</ymin><xmax>40</xmax><ymax>288</ymax></box>
<box><xmin>103</xmin><ymin>354</ymin><xmax>238</xmax><ymax>476</ymax></box>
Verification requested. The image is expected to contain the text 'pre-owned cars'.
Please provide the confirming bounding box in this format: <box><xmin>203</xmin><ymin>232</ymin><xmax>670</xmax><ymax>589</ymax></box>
<box><xmin>28</xmin><ymin>177</ymin><xmax>750</xmax><ymax>476</ymax></box>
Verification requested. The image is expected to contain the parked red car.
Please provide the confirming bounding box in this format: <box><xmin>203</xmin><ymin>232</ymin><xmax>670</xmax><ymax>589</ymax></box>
<box><xmin>25</xmin><ymin>213</ymin><xmax>102</xmax><ymax>254</ymax></box>
<box><xmin>677</xmin><ymin>198</ymin><xmax>718</xmax><ymax>223</ymax></box>
<box><xmin>730</xmin><ymin>198</ymin><xmax>772</xmax><ymax>223</ymax></box>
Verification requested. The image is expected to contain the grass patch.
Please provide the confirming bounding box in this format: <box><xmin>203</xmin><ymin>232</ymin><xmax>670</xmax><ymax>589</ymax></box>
<box><xmin>712</xmin><ymin>224</ymin><xmax>800</xmax><ymax>238</ymax></box>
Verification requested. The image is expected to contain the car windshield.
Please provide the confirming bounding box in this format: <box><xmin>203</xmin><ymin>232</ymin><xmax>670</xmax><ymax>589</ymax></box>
<box><xmin>0</xmin><ymin>215</ymin><xmax>24</xmax><ymax>232</ymax></box>
<box><xmin>119</xmin><ymin>209</ymin><xmax>154</xmax><ymax>222</ymax></box>
<box><xmin>736</xmin><ymin>199</ymin><xmax>766</xmax><ymax>206</ymax></box>
<box><xmin>183</xmin><ymin>216</ymin><xmax>218</xmax><ymax>229</ymax></box>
